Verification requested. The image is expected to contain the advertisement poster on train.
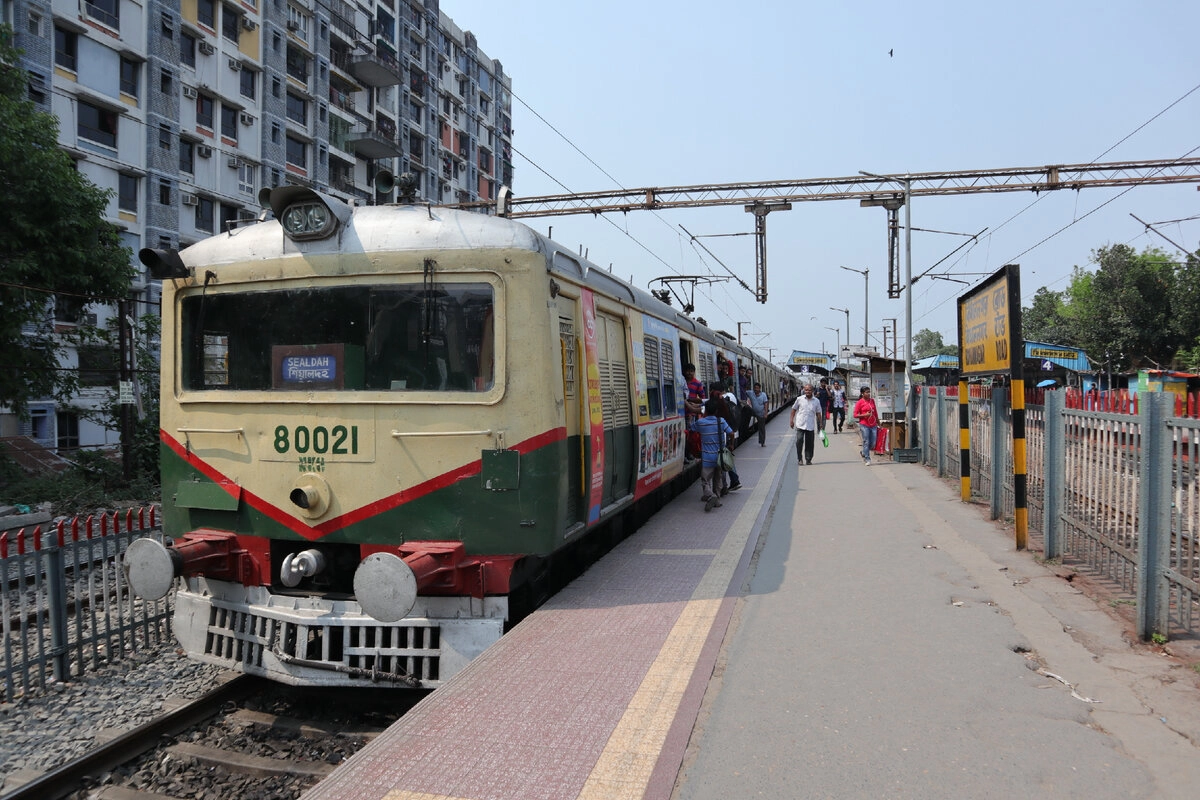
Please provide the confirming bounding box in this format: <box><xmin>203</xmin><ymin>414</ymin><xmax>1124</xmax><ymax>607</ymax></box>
<box><xmin>580</xmin><ymin>289</ymin><xmax>604</xmax><ymax>525</ymax></box>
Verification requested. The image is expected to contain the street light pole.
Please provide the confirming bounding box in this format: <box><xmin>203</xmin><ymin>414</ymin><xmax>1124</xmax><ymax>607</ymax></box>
<box><xmin>838</xmin><ymin>266</ymin><xmax>869</xmax><ymax>350</ymax></box>
<box><xmin>737</xmin><ymin>321</ymin><xmax>750</xmax><ymax>344</ymax></box>
<box><xmin>825</xmin><ymin>326</ymin><xmax>840</xmax><ymax>367</ymax></box>
<box><xmin>860</xmin><ymin>170</ymin><xmax>914</xmax><ymax>449</ymax></box>
<box><xmin>829</xmin><ymin>306</ymin><xmax>850</xmax><ymax>362</ymax></box>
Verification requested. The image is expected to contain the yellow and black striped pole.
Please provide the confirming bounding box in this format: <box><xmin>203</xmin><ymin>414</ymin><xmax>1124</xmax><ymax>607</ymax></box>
<box><xmin>958</xmin><ymin>379</ymin><xmax>970</xmax><ymax>501</ymax></box>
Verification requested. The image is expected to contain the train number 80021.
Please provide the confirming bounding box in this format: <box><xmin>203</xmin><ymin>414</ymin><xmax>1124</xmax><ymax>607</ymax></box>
<box><xmin>273</xmin><ymin>425</ymin><xmax>359</xmax><ymax>455</ymax></box>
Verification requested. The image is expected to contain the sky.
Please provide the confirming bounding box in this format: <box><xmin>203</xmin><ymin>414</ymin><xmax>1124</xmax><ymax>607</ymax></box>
<box><xmin>439</xmin><ymin>0</ymin><xmax>1200</xmax><ymax>366</ymax></box>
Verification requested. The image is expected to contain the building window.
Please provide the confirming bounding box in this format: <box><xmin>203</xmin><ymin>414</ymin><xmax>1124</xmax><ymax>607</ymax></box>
<box><xmin>197</xmin><ymin>0</ymin><xmax>215</xmax><ymax>29</ymax></box>
<box><xmin>158</xmin><ymin>124</ymin><xmax>171</xmax><ymax>149</ymax></box>
<box><xmin>285</xmin><ymin>92</ymin><xmax>307</xmax><ymax>124</ymax></box>
<box><xmin>119</xmin><ymin>57</ymin><xmax>139</xmax><ymax>98</ymax></box>
<box><xmin>270</xmin><ymin>122</ymin><xmax>281</xmax><ymax>144</ymax></box>
<box><xmin>55</xmin><ymin>26</ymin><xmax>77</xmax><ymax>71</ymax></box>
<box><xmin>159</xmin><ymin>178</ymin><xmax>172</xmax><ymax>204</ymax></box>
<box><xmin>271</xmin><ymin>76</ymin><xmax>281</xmax><ymax>98</ymax></box>
<box><xmin>196</xmin><ymin>197</ymin><xmax>214</xmax><ymax>232</ymax></box>
<box><xmin>221</xmin><ymin>104</ymin><xmax>238</xmax><ymax>140</ymax></box>
<box><xmin>27</xmin><ymin>10</ymin><xmax>43</xmax><ymax>36</ymax></box>
<box><xmin>285</xmin><ymin>135</ymin><xmax>307</xmax><ymax>170</ymax></box>
<box><xmin>181</xmin><ymin>33</ymin><xmax>196</xmax><ymax>67</ymax></box>
<box><xmin>240</xmin><ymin>69</ymin><xmax>256</xmax><ymax>99</ymax></box>
<box><xmin>286</xmin><ymin>45</ymin><xmax>309</xmax><ymax>83</ymax></box>
<box><xmin>161</xmin><ymin>12</ymin><xmax>174</xmax><ymax>38</ymax></box>
<box><xmin>57</xmin><ymin>412</ymin><xmax>80</xmax><ymax>451</ymax></box>
<box><xmin>84</xmin><ymin>0</ymin><xmax>119</xmax><ymax>29</ymax></box>
<box><xmin>286</xmin><ymin>5</ymin><xmax>309</xmax><ymax>41</ymax></box>
<box><xmin>222</xmin><ymin>8</ymin><xmax>241</xmax><ymax>42</ymax></box>
<box><xmin>220</xmin><ymin>203</ymin><xmax>240</xmax><ymax>233</ymax></box>
<box><xmin>78</xmin><ymin>101</ymin><xmax>118</xmax><ymax>148</ymax></box>
<box><xmin>118</xmin><ymin>174</ymin><xmax>138</xmax><ymax>213</ymax></box>
<box><xmin>160</xmin><ymin>68</ymin><xmax>173</xmax><ymax>93</ymax></box>
<box><xmin>27</xmin><ymin>74</ymin><xmax>47</xmax><ymax>104</ymax></box>
<box><xmin>197</xmin><ymin>94</ymin><xmax>214</xmax><ymax>128</ymax></box>
<box><xmin>180</xmin><ymin>139</ymin><xmax>194</xmax><ymax>173</ymax></box>
<box><xmin>238</xmin><ymin>162</ymin><xmax>256</xmax><ymax>195</ymax></box>
<box><xmin>79</xmin><ymin>345</ymin><xmax>119</xmax><ymax>388</ymax></box>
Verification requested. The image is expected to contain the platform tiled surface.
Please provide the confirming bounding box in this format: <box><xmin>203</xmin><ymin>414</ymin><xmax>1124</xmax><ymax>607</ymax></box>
<box><xmin>302</xmin><ymin>438</ymin><xmax>788</xmax><ymax>800</ymax></box>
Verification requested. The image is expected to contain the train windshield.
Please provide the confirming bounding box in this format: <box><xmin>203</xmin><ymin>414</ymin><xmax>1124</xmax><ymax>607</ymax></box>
<box><xmin>180</xmin><ymin>283</ymin><xmax>495</xmax><ymax>392</ymax></box>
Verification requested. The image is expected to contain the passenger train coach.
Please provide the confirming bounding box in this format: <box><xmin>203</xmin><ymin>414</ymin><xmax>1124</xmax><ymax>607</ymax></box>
<box><xmin>125</xmin><ymin>180</ymin><xmax>793</xmax><ymax>688</ymax></box>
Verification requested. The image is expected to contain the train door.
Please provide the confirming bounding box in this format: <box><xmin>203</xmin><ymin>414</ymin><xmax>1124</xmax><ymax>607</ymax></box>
<box><xmin>595</xmin><ymin>310</ymin><xmax>635</xmax><ymax>508</ymax></box>
<box><xmin>556</xmin><ymin>295</ymin><xmax>586</xmax><ymax>528</ymax></box>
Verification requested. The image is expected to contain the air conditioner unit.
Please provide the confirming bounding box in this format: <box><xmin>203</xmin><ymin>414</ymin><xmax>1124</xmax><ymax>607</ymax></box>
<box><xmin>228</xmin><ymin>58</ymin><xmax>242</xmax><ymax>72</ymax></box>
<box><xmin>197</xmin><ymin>145</ymin><xmax>212</xmax><ymax>158</ymax></box>
<box><xmin>242</xmin><ymin>18</ymin><xmax>257</xmax><ymax>32</ymax></box>
<box><xmin>286</xmin><ymin>20</ymin><xmax>300</xmax><ymax>32</ymax></box>
<box><xmin>182</xmin><ymin>193</ymin><xmax>199</xmax><ymax>206</ymax></box>
<box><xmin>227</xmin><ymin>156</ymin><xmax>240</xmax><ymax>169</ymax></box>
<box><xmin>83</xmin><ymin>313</ymin><xmax>98</xmax><ymax>326</ymax></box>
<box><xmin>239</xmin><ymin>112</ymin><xmax>255</xmax><ymax>126</ymax></box>
<box><xmin>198</xmin><ymin>41</ymin><xmax>215</xmax><ymax>55</ymax></box>
<box><xmin>182</xmin><ymin>85</ymin><xmax>197</xmax><ymax>99</ymax></box>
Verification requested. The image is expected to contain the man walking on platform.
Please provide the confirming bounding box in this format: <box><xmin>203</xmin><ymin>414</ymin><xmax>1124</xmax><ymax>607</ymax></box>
<box><xmin>789</xmin><ymin>384</ymin><xmax>824</xmax><ymax>466</ymax></box>
<box><xmin>747</xmin><ymin>382</ymin><xmax>770</xmax><ymax>446</ymax></box>
<box><xmin>830</xmin><ymin>380</ymin><xmax>847</xmax><ymax>433</ymax></box>
<box><xmin>693</xmin><ymin>399</ymin><xmax>733</xmax><ymax>511</ymax></box>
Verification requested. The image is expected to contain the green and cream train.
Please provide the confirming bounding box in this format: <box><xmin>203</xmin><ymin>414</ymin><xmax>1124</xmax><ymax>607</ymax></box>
<box><xmin>125</xmin><ymin>184</ymin><xmax>794</xmax><ymax>688</ymax></box>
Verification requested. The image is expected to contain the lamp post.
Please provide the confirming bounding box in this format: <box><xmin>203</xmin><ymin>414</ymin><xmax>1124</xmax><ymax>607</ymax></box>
<box><xmin>829</xmin><ymin>306</ymin><xmax>850</xmax><ymax>361</ymax></box>
<box><xmin>839</xmin><ymin>266</ymin><xmax>869</xmax><ymax>351</ymax></box>
<box><xmin>825</xmin><ymin>326</ymin><xmax>840</xmax><ymax>368</ymax></box>
<box><xmin>860</xmin><ymin>170</ymin><xmax>913</xmax><ymax>448</ymax></box>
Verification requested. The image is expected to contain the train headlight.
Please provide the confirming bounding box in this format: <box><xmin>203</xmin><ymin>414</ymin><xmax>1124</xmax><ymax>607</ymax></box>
<box><xmin>263</xmin><ymin>185</ymin><xmax>352</xmax><ymax>242</ymax></box>
<box><xmin>281</xmin><ymin>202</ymin><xmax>333</xmax><ymax>239</ymax></box>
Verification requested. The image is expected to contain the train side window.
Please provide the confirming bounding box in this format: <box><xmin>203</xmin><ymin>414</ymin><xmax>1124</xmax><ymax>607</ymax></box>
<box><xmin>660</xmin><ymin>340</ymin><xmax>676</xmax><ymax>415</ymax></box>
<box><xmin>644</xmin><ymin>334</ymin><xmax>661</xmax><ymax>419</ymax></box>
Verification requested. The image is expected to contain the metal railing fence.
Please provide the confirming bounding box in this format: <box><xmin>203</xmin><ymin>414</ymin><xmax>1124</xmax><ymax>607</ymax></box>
<box><xmin>916</xmin><ymin>387</ymin><xmax>1200</xmax><ymax>642</ymax></box>
<box><xmin>1</xmin><ymin>507</ymin><xmax>170</xmax><ymax>702</ymax></box>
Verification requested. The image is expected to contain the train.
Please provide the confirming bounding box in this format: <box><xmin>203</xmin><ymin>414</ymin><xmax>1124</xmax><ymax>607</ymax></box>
<box><xmin>125</xmin><ymin>177</ymin><xmax>796</xmax><ymax>688</ymax></box>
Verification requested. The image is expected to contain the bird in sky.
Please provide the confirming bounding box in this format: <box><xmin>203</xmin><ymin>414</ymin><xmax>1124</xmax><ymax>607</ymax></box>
<box><xmin>889</xmin><ymin>49</ymin><xmax>894</xmax><ymax>57</ymax></box>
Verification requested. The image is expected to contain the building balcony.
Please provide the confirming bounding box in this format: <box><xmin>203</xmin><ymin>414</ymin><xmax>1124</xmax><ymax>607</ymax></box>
<box><xmin>346</xmin><ymin>122</ymin><xmax>401</xmax><ymax>158</ymax></box>
<box><xmin>351</xmin><ymin>46</ymin><xmax>402</xmax><ymax>87</ymax></box>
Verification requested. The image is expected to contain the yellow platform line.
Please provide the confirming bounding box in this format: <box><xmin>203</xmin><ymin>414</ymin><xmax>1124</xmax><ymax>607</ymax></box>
<box><xmin>576</xmin><ymin>442</ymin><xmax>788</xmax><ymax>800</ymax></box>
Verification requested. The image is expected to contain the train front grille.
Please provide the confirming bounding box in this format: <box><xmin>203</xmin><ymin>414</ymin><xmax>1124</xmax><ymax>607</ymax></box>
<box><xmin>203</xmin><ymin>603</ymin><xmax>442</xmax><ymax>683</ymax></box>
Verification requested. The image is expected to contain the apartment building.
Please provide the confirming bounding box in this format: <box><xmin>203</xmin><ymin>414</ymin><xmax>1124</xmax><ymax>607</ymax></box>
<box><xmin>1</xmin><ymin>0</ymin><xmax>513</xmax><ymax>453</ymax></box>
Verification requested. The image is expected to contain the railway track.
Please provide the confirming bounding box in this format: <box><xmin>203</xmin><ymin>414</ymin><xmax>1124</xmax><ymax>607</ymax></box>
<box><xmin>2</xmin><ymin>673</ymin><xmax>425</xmax><ymax>800</ymax></box>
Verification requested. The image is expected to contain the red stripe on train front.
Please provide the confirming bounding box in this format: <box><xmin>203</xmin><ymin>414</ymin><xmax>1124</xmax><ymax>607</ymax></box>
<box><xmin>161</xmin><ymin>428</ymin><xmax>565</xmax><ymax>541</ymax></box>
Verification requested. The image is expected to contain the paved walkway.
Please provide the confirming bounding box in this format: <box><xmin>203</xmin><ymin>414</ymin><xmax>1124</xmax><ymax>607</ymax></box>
<box><xmin>302</xmin><ymin>422</ymin><xmax>1200</xmax><ymax>800</ymax></box>
<box><xmin>673</xmin><ymin>426</ymin><xmax>1200</xmax><ymax>799</ymax></box>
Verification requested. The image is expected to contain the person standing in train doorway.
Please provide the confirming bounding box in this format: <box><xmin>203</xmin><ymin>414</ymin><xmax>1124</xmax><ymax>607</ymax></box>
<box><xmin>789</xmin><ymin>384</ymin><xmax>824</xmax><ymax>466</ymax></box>
<box><xmin>853</xmin><ymin>385</ymin><xmax>880</xmax><ymax>465</ymax></box>
<box><xmin>747</xmin><ymin>382</ymin><xmax>770</xmax><ymax>446</ymax></box>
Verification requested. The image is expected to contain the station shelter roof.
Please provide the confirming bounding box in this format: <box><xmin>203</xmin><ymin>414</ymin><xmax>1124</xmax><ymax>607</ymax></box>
<box><xmin>787</xmin><ymin>350</ymin><xmax>835</xmax><ymax>377</ymax></box>
<box><xmin>1024</xmin><ymin>341</ymin><xmax>1093</xmax><ymax>373</ymax></box>
<box><xmin>913</xmin><ymin>354</ymin><xmax>960</xmax><ymax>371</ymax></box>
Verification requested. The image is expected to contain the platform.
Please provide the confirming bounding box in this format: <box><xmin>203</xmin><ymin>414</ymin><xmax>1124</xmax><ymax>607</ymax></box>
<box><xmin>303</xmin><ymin>426</ymin><xmax>1200</xmax><ymax>800</ymax></box>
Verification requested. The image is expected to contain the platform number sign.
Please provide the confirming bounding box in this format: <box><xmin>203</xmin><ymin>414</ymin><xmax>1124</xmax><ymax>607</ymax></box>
<box><xmin>1041</xmin><ymin>359</ymin><xmax>1054</xmax><ymax>371</ymax></box>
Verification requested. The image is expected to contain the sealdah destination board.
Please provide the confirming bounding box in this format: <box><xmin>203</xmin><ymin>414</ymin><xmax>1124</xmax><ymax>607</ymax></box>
<box><xmin>957</xmin><ymin>264</ymin><xmax>1022</xmax><ymax>377</ymax></box>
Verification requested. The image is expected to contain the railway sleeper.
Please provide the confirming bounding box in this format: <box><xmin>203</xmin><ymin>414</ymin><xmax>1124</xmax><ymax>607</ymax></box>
<box><xmin>165</xmin><ymin>741</ymin><xmax>335</xmax><ymax>779</ymax></box>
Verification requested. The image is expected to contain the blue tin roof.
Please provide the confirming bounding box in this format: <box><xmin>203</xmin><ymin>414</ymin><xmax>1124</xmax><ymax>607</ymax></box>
<box><xmin>1024</xmin><ymin>341</ymin><xmax>1093</xmax><ymax>372</ymax></box>
<box><xmin>913</xmin><ymin>354</ymin><xmax>960</xmax><ymax>370</ymax></box>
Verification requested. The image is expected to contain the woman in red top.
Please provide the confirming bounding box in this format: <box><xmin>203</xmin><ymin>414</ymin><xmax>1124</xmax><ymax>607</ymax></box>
<box><xmin>852</xmin><ymin>386</ymin><xmax>879</xmax><ymax>465</ymax></box>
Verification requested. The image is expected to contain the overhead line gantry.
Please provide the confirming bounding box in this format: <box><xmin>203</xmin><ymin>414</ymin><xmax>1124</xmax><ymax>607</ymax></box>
<box><xmin>465</xmin><ymin>157</ymin><xmax>1200</xmax><ymax>303</ymax></box>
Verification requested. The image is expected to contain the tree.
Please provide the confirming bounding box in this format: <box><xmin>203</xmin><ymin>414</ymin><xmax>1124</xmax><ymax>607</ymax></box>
<box><xmin>912</xmin><ymin>328</ymin><xmax>958</xmax><ymax>359</ymax></box>
<box><xmin>1066</xmin><ymin>245</ymin><xmax>1181</xmax><ymax>372</ymax></box>
<box><xmin>1021</xmin><ymin>286</ymin><xmax>1072</xmax><ymax>345</ymax></box>
<box><xmin>0</xmin><ymin>27</ymin><xmax>134</xmax><ymax>417</ymax></box>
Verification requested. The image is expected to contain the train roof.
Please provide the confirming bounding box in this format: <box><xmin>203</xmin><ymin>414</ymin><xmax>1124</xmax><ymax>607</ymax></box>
<box><xmin>177</xmin><ymin>200</ymin><xmax>763</xmax><ymax>365</ymax></box>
